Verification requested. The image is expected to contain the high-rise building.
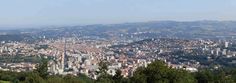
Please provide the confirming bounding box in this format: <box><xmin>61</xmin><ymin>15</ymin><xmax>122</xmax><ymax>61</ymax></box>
<box><xmin>222</xmin><ymin>49</ymin><xmax>227</xmax><ymax>55</ymax></box>
<box><xmin>225</xmin><ymin>42</ymin><xmax>229</xmax><ymax>48</ymax></box>
<box><xmin>216</xmin><ymin>48</ymin><xmax>221</xmax><ymax>56</ymax></box>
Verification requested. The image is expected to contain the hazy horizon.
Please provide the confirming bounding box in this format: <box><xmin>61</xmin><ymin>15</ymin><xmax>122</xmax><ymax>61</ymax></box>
<box><xmin>1</xmin><ymin>20</ymin><xmax>236</xmax><ymax>30</ymax></box>
<box><xmin>1</xmin><ymin>0</ymin><xmax>236</xmax><ymax>27</ymax></box>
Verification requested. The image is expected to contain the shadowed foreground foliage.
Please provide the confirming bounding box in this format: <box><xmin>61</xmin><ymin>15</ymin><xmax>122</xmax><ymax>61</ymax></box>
<box><xmin>0</xmin><ymin>60</ymin><xmax>236</xmax><ymax>83</ymax></box>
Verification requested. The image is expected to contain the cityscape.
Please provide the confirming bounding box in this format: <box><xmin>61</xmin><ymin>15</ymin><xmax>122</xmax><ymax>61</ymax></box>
<box><xmin>1</xmin><ymin>0</ymin><xmax>236</xmax><ymax>83</ymax></box>
<box><xmin>0</xmin><ymin>21</ymin><xmax>236</xmax><ymax>82</ymax></box>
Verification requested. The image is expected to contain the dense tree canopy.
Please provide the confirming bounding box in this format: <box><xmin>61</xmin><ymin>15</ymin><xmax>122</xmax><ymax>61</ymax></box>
<box><xmin>0</xmin><ymin>60</ymin><xmax>236</xmax><ymax>83</ymax></box>
<box><xmin>130</xmin><ymin>60</ymin><xmax>196</xmax><ymax>83</ymax></box>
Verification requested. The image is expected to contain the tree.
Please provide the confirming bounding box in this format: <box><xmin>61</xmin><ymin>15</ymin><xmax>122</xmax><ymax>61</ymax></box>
<box><xmin>63</xmin><ymin>75</ymin><xmax>86</xmax><ymax>83</ymax></box>
<box><xmin>229</xmin><ymin>68</ymin><xmax>236</xmax><ymax>82</ymax></box>
<box><xmin>47</xmin><ymin>76</ymin><xmax>65</xmax><ymax>83</ymax></box>
<box><xmin>130</xmin><ymin>67</ymin><xmax>147</xmax><ymax>83</ymax></box>
<box><xmin>194</xmin><ymin>69</ymin><xmax>217</xmax><ymax>83</ymax></box>
<box><xmin>112</xmin><ymin>70</ymin><xmax>128</xmax><ymax>83</ymax></box>
<box><xmin>96</xmin><ymin>61</ymin><xmax>114</xmax><ymax>83</ymax></box>
<box><xmin>24</xmin><ymin>72</ymin><xmax>46</xmax><ymax>83</ymax></box>
<box><xmin>168</xmin><ymin>69</ymin><xmax>196</xmax><ymax>83</ymax></box>
<box><xmin>214</xmin><ymin>69</ymin><xmax>234</xmax><ymax>83</ymax></box>
<box><xmin>131</xmin><ymin>60</ymin><xmax>196</xmax><ymax>83</ymax></box>
<box><xmin>34</xmin><ymin>58</ymin><xmax>49</xmax><ymax>79</ymax></box>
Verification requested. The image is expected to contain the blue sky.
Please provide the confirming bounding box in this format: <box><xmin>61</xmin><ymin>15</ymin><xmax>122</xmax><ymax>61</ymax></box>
<box><xmin>0</xmin><ymin>0</ymin><xmax>236</xmax><ymax>27</ymax></box>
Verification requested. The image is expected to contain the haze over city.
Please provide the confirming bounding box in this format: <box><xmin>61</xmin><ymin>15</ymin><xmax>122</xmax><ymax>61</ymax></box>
<box><xmin>1</xmin><ymin>0</ymin><xmax>236</xmax><ymax>83</ymax></box>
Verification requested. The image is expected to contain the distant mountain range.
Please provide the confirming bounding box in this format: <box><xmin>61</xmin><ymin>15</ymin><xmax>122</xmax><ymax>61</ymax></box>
<box><xmin>1</xmin><ymin>20</ymin><xmax>236</xmax><ymax>41</ymax></box>
<box><xmin>70</xmin><ymin>20</ymin><xmax>236</xmax><ymax>39</ymax></box>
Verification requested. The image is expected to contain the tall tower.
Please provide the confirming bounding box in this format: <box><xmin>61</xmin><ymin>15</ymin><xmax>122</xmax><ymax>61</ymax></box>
<box><xmin>64</xmin><ymin>38</ymin><xmax>69</xmax><ymax>71</ymax></box>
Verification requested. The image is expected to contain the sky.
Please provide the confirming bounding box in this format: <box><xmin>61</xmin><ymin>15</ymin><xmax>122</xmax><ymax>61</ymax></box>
<box><xmin>0</xmin><ymin>0</ymin><xmax>236</xmax><ymax>27</ymax></box>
